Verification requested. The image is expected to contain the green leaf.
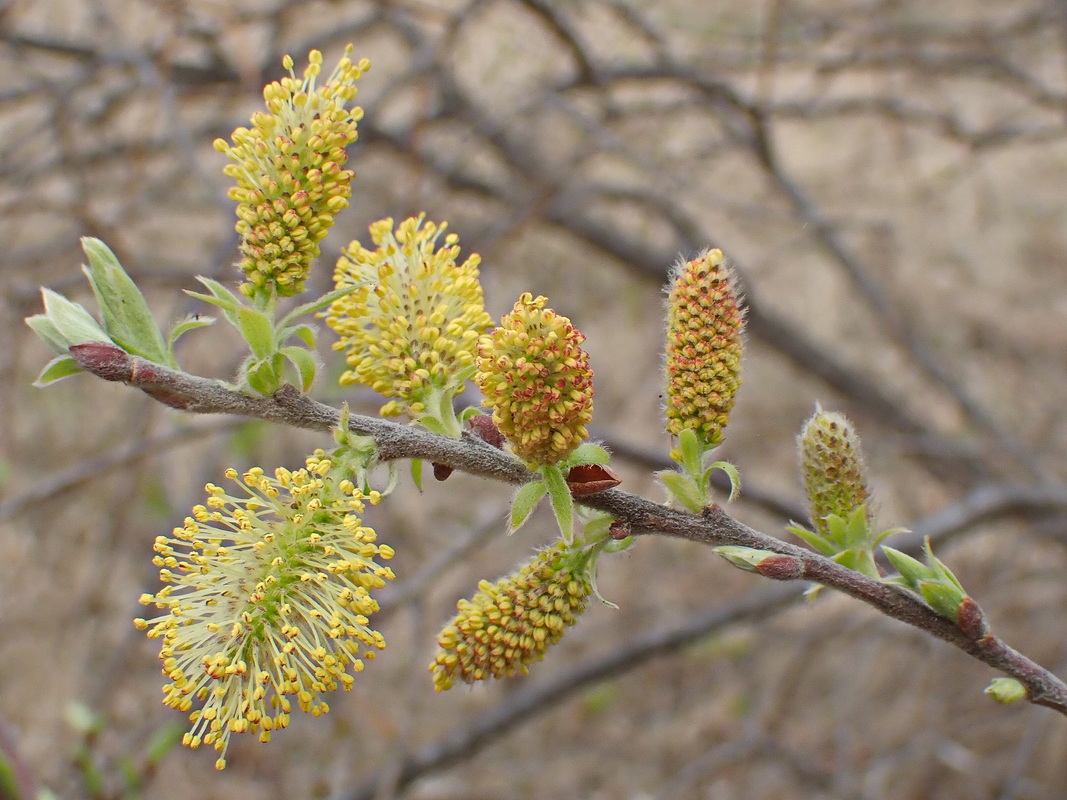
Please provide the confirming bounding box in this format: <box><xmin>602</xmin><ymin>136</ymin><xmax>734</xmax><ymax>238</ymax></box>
<box><xmin>657</xmin><ymin>469</ymin><xmax>705</xmax><ymax>514</ymax></box>
<box><xmin>411</xmin><ymin>458</ymin><xmax>424</xmax><ymax>491</ymax></box>
<box><xmin>677</xmin><ymin>427</ymin><xmax>704</xmax><ymax>477</ymax></box>
<box><xmin>26</xmin><ymin>313</ymin><xmax>70</xmax><ymax>355</ymax></box>
<box><xmin>785</xmin><ymin>522</ymin><xmax>837</xmax><ymax>556</ymax></box>
<box><xmin>509</xmin><ymin>479</ymin><xmax>548</xmax><ymax>533</ymax></box>
<box><xmin>245</xmin><ymin>358</ymin><xmax>279</xmax><ymax>395</ymax></box>
<box><xmin>188</xmin><ymin>277</ymin><xmax>241</xmax><ymax>324</ymax></box>
<box><xmin>985</xmin><ymin>677</ymin><xmax>1027</xmax><ymax>705</ymax></box>
<box><xmin>81</xmin><ymin>237</ymin><xmax>169</xmax><ymax>364</ymax></box>
<box><xmin>39</xmin><ymin>289</ymin><xmax>111</xmax><ymax>347</ymax></box>
<box><xmin>920</xmin><ymin>580</ymin><xmax>965</xmax><ymax>622</ymax></box>
<box><xmin>280</xmin><ymin>345</ymin><xmax>317</xmax><ymax>391</ymax></box>
<box><xmin>167</xmin><ymin>314</ymin><xmax>215</xmax><ymax>354</ymax></box>
<box><xmin>831</xmin><ymin>548</ymin><xmax>880</xmax><ymax>578</ymax></box>
<box><xmin>705</xmin><ymin>460</ymin><xmax>740</xmax><ymax>501</ymax></box>
<box><xmin>288</xmin><ymin>323</ymin><xmax>317</xmax><ymax>348</ymax></box>
<box><xmin>237</xmin><ymin>306</ymin><xmax>276</xmax><ymax>360</ymax></box>
<box><xmin>33</xmin><ymin>355</ymin><xmax>83</xmax><ymax>387</ymax></box>
<box><xmin>881</xmin><ymin>546</ymin><xmax>932</xmax><ymax>589</ymax></box>
<box><xmin>715</xmin><ymin>545</ymin><xmax>775</xmax><ymax>572</ymax></box>
<box><xmin>543</xmin><ymin>464</ymin><xmax>575</xmax><ymax>543</ymax></box>
<box><xmin>567</xmin><ymin>442</ymin><xmax>610</xmax><ymax>466</ymax></box>
<box><xmin>924</xmin><ymin>537</ymin><xmax>966</xmax><ymax>593</ymax></box>
<box><xmin>277</xmin><ymin>281</ymin><xmax>369</xmax><ymax>328</ymax></box>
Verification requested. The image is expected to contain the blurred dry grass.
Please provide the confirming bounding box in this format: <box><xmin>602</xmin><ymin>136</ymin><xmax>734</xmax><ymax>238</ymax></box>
<box><xmin>2</xmin><ymin>0</ymin><xmax>1067</xmax><ymax>798</ymax></box>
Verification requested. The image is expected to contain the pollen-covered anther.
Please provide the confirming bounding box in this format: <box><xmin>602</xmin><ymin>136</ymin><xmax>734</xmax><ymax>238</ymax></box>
<box><xmin>664</xmin><ymin>248</ymin><xmax>745</xmax><ymax>448</ymax></box>
<box><xmin>475</xmin><ymin>293</ymin><xmax>594</xmax><ymax>466</ymax></box>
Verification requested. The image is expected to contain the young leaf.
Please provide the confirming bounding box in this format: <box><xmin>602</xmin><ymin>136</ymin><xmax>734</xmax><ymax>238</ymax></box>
<box><xmin>39</xmin><ymin>289</ymin><xmax>111</xmax><ymax>347</ymax></box>
<box><xmin>33</xmin><ymin>355</ymin><xmax>83</xmax><ymax>387</ymax></box>
<box><xmin>920</xmin><ymin>581</ymin><xmax>965</xmax><ymax>623</ymax></box>
<box><xmin>658</xmin><ymin>470</ymin><xmax>705</xmax><ymax>514</ymax></box>
<box><xmin>81</xmin><ymin>237</ymin><xmax>169</xmax><ymax>364</ymax></box>
<box><xmin>509</xmin><ymin>479</ymin><xmax>548</xmax><ymax>533</ymax></box>
<box><xmin>676</xmin><ymin>427</ymin><xmax>704</xmax><ymax>476</ymax></box>
<box><xmin>881</xmin><ymin>546</ymin><xmax>931</xmax><ymax>589</ymax></box>
<box><xmin>280</xmin><ymin>345</ymin><xmax>317</xmax><ymax>391</ymax></box>
<box><xmin>187</xmin><ymin>277</ymin><xmax>241</xmax><ymax>324</ymax></box>
<box><xmin>277</xmin><ymin>281</ymin><xmax>368</xmax><ymax>328</ymax></box>
<box><xmin>543</xmin><ymin>464</ymin><xmax>575</xmax><ymax>543</ymax></box>
<box><xmin>167</xmin><ymin>315</ymin><xmax>215</xmax><ymax>354</ymax></box>
<box><xmin>785</xmin><ymin>522</ymin><xmax>836</xmax><ymax>556</ymax></box>
<box><xmin>26</xmin><ymin>314</ymin><xmax>72</xmax><ymax>355</ymax></box>
<box><xmin>410</xmin><ymin>459</ymin><xmax>424</xmax><ymax>492</ymax></box>
<box><xmin>245</xmin><ymin>358</ymin><xmax>280</xmax><ymax>395</ymax></box>
<box><xmin>705</xmin><ymin>460</ymin><xmax>741</xmax><ymax>501</ymax></box>
<box><xmin>236</xmin><ymin>306</ymin><xmax>276</xmax><ymax>360</ymax></box>
<box><xmin>566</xmin><ymin>442</ymin><xmax>610</xmax><ymax>466</ymax></box>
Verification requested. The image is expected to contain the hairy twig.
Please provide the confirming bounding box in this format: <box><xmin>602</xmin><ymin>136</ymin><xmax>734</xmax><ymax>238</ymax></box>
<box><xmin>70</xmin><ymin>342</ymin><xmax>1067</xmax><ymax>716</ymax></box>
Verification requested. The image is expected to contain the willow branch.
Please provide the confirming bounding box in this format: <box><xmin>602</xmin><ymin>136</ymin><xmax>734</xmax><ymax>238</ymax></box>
<box><xmin>69</xmin><ymin>342</ymin><xmax>1067</xmax><ymax>716</ymax></box>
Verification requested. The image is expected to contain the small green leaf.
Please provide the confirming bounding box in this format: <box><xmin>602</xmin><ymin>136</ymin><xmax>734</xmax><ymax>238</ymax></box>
<box><xmin>245</xmin><ymin>359</ymin><xmax>279</xmax><ymax>395</ymax></box>
<box><xmin>543</xmin><ymin>464</ymin><xmax>575</xmax><ymax>543</ymax></box>
<box><xmin>453</xmin><ymin>362</ymin><xmax>479</xmax><ymax>384</ymax></box>
<box><xmin>280</xmin><ymin>345</ymin><xmax>317</xmax><ymax>391</ymax></box>
<box><xmin>567</xmin><ymin>442</ymin><xmax>610</xmax><ymax>466</ymax></box>
<box><xmin>33</xmin><ymin>355</ymin><xmax>83</xmax><ymax>386</ymax></box>
<box><xmin>920</xmin><ymin>580</ymin><xmax>965</xmax><ymax>623</ymax></box>
<box><xmin>411</xmin><ymin>459</ymin><xmax>424</xmax><ymax>491</ymax></box>
<box><xmin>26</xmin><ymin>313</ymin><xmax>70</xmax><ymax>354</ymax></box>
<box><xmin>924</xmin><ymin>538</ymin><xmax>966</xmax><ymax>593</ymax></box>
<box><xmin>509</xmin><ymin>479</ymin><xmax>548</xmax><ymax>533</ymax></box>
<box><xmin>278</xmin><ymin>281</ymin><xmax>369</xmax><ymax>328</ymax></box>
<box><xmin>188</xmin><ymin>277</ymin><xmax>241</xmax><ymax>324</ymax></box>
<box><xmin>677</xmin><ymin>427</ymin><xmax>704</xmax><ymax>476</ymax></box>
<box><xmin>289</xmin><ymin>323</ymin><xmax>317</xmax><ymax>348</ymax></box>
<box><xmin>831</xmin><ymin>548</ymin><xmax>880</xmax><ymax>578</ymax></box>
<box><xmin>785</xmin><ymin>521</ymin><xmax>837</xmax><ymax>556</ymax></box>
<box><xmin>881</xmin><ymin>545</ymin><xmax>932</xmax><ymax>589</ymax></box>
<box><xmin>657</xmin><ymin>470</ymin><xmax>705</xmax><ymax>514</ymax></box>
<box><xmin>237</xmin><ymin>306</ymin><xmax>276</xmax><ymax>360</ymax></box>
<box><xmin>706</xmin><ymin>460</ymin><xmax>741</xmax><ymax>501</ymax></box>
<box><xmin>715</xmin><ymin>545</ymin><xmax>776</xmax><ymax>572</ymax></box>
<box><xmin>985</xmin><ymin>677</ymin><xmax>1027</xmax><ymax>705</ymax></box>
<box><xmin>39</xmin><ymin>289</ymin><xmax>111</xmax><ymax>347</ymax></box>
<box><xmin>81</xmin><ymin>237</ymin><xmax>169</xmax><ymax>364</ymax></box>
<box><xmin>603</xmin><ymin>535</ymin><xmax>634</xmax><ymax>553</ymax></box>
<box><xmin>167</xmin><ymin>314</ymin><xmax>215</xmax><ymax>361</ymax></box>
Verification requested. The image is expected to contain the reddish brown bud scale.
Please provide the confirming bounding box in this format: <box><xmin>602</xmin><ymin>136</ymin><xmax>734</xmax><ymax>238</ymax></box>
<box><xmin>432</xmin><ymin>462</ymin><xmax>454</xmax><ymax>481</ymax></box>
<box><xmin>754</xmin><ymin>554</ymin><xmax>805</xmax><ymax>580</ymax></box>
<box><xmin>956</xmin><ymin>596</ymin><xmax>990</xmax><ymax>640</ymax></box>
<box><xmin>608</xmin><ymin>519</ymin><xmax>631</xmax><ymax>539</ymax></box>
<box><xmin>566</xmin><ymin>463</ymin><xmax>621</xmax><ymax>497</ymax></box>
<box><xmin>467</xmin><ymin>415</ymin><xmax>505</xmax><ymax>449</ymax></box>
<box><xmin>69</xmin><ymin>342</ymin><xmax>133</xmax><ymax>382</ymax></box>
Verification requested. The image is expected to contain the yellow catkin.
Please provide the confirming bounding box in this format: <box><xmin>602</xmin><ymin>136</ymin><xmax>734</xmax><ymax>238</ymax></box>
<box><xmin>664</xmin><ymin>248</ymin><xmax>745</xmax><ymax>447</ymax></box>
<box><xmin>134</xmin><ymin>450</ymin><xmax>395</xmax><ymax>768</ymax></box>
<box><xmin>325</xmin><ymin>215</ymin><xmax>493</xmax><ymax>417</ymax></box>
<box><xmin>430</xmin><ymin>540</ymin><xmax>592</xmax><ymax>690</ymax></box>
<box><xmin>475</xmin><ymin>293</ymin><xmax>594</xmax><ymax>465</ymax></box>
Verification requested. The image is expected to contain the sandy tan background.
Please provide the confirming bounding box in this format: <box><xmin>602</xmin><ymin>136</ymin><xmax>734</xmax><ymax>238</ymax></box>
<box><xmin>2</xmin><ymin>0</ymin><xmax>1067</xmax><ymax>798</ymax></box>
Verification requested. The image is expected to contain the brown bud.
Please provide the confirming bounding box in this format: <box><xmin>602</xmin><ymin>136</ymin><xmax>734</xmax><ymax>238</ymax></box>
<box><xmin>566</xmin><ymin>463</ymin><xmax>621</xmax><ymax>497</ymax></box>
<box><xmin>69</xmin><ymin>342</ymin><xmax>132</xmax><ymax>382</ymax></box>
<box><xmin>467</xmin><ymin>415</ymin><xmax>505</xmax><ymax>449</ymax></box>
